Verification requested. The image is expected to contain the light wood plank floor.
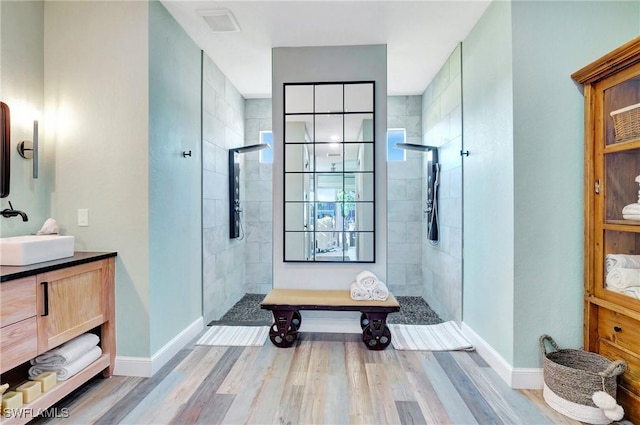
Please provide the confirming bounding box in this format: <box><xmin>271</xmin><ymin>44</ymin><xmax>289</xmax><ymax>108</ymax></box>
<box><xmin>33</xmin><ymin>332</ymin><xmax>581</xmax><ymax>425</ymax></box>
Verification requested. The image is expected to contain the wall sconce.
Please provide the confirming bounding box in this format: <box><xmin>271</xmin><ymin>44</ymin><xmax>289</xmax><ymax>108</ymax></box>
<box><xmin>17</xmin><ymin>120</ymin><xmax>38</xmax><ymax>179</ymax></box>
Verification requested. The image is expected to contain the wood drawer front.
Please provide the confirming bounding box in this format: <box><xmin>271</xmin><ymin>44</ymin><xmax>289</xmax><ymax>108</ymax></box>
<box><xmin>617</xmin><ymin>386</ymin><xmax>640</xmax><ymax>425</ymax></box>
<box><xmin>0</xmin><ymin>277</ymin><xmax>37</xmax><ymax>327</ymax></box>
<box><xmin>597</xmin><ymin>308</ymin><xmax>640</xmax><ymax>354</ymax></box>
<box><xmin>0</xmin><ymin>317</ymin><xmax>37</xmax><ymax>374</ymax></box>
<box><xmin>598</xmin><ymin>339</ymin><xmax>640</xmax><ymax>396</ymax></box>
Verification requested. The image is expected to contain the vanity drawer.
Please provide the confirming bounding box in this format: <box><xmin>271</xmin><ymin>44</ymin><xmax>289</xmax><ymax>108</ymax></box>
<box><xmin>0</xmin><ymin>317</ymin><xmax>37</xmax><ymax>374</ymax></box>
<box><xmin>598</xmin><ymin>339</ymin><xmax>640</xmax><ymax>396</ymax></box>
<box><xmin>597</xmin><ymin>307</ymin><xmax>640</xmax><ymax>355</ymax></box>
<box><xmin>0</xmin><ymin>277</ymin><xmax>37</xmax><ymax>327</ymax></box>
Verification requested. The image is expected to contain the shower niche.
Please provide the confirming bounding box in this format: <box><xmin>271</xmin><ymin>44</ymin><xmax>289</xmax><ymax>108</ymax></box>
<box><xmin>283</xmin><ymin>82</ymin><xmax>375</xmax><ymax>263</ymax></box>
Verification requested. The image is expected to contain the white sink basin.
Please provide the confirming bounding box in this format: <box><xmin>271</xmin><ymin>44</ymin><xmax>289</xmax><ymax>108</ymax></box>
<box><xmin>0</xmin><ymin>235</ymin><xmax>75</xmax><ymax>266</ymax></box>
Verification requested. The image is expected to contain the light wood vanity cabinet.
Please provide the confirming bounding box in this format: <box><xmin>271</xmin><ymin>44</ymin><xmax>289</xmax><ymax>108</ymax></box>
<box><xmin>0</xmin><ymin>278</ymin><xmax>38</xmax><ymax>373</ymax></box>
<box><xmin>0</xmin><ymin>253</ymin><xmax>115</xmax><ymax>424</ymax></box>
<box><xmin>36</xmin><ymin>261</ymin><xmax>113</xmax><ymax>357</ymax></box>
<box><xmin>573</xmin><ymin>36</ymin><xmax>640</xmax><ymax>423</ymax></box>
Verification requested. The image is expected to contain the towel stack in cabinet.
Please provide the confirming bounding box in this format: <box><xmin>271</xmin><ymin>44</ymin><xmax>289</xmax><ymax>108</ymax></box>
<box><xmin>573</xmin><ymin>36</ymin><xmax>640</xmax><ymax>424</ymax></box>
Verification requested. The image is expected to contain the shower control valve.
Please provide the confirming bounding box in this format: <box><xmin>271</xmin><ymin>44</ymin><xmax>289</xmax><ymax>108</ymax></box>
<box><xmin>424</xmin><ymin>200</ymin><xmax>433</xmax><ymax>214</ymax></box>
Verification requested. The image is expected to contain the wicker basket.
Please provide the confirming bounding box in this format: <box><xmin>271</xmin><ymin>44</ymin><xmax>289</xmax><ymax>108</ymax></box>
<box><xmin>610</xmin><ymin>102</ymin><xmax>640</xmax><ymax>142</ymax></box>
<box><xmin>540</xmin><ymin>334</ymin><xmax>626</xmax><ymax>424</ymax></box>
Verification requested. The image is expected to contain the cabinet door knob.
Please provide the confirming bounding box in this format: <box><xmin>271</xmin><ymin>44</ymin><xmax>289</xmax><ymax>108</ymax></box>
<box><xmin>614</xmin><ymin>326</ymin><xmax>622</xmax><ymax>333</ymax></box>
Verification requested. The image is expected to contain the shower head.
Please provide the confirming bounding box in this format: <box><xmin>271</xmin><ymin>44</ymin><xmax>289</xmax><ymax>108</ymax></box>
<box><xmin>394</xmin><ymin>143</ymin><xmax>437</xmax><ymax>152</ymax></box>
<box><xmin>395</xmin><ymin>142</ymin><xmax>439</xmax><ymax>165</ymax></box>
<box><xmin>230</xmin><ymin>143</ymin><xmax>270</xmax><ymax>154</ymax></box>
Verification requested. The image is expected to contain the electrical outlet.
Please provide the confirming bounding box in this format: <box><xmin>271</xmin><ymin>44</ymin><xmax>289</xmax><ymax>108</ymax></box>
<box><xmin>78</xmin><ymin>209</ymin><xmax>89</xmax><ymax>227</ymax></box>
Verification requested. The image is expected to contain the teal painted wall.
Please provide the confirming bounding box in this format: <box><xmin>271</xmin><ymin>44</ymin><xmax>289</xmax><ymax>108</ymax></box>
<box><xmin>0</xmin><ymin>0</ymin><xmax>50</xmax><ymax>237</ymax></box>
<box><xmin>44</xmin><ymin>0</ymin><xmax>150</xmax><ymax>358</ymax></box>
<box><xmin>462</xmin><ymin>0</ymin><xmax>516</xmax><ymax>364</ymax></box>
<box><xmin>149</xmin><ymin>0</ymin><xmax>202</xmax><ymax>354</ymax></box>
<box><xmin>463</xmin><ymin>0</ymin><xmax>640</xmax><ymax>368</ymax></box>
<box><xmin>511</xmin><ymin>1</ymin><xmax>640</xmax><ymax>368</ymax></box>
<box><xmin>5</xmin><ymin>0</ymin><xmax>202</xmax><ymax>359</ymax></box>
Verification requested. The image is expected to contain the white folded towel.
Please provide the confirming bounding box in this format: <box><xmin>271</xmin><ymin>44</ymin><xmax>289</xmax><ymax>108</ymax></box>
<box><xmin>371</xmin><ymin>281</ymin><xmax>389</xmax><ymax>301</ymax></box>
<box><xmin>350</xmin><ymin>280</ymin><xmax>389</xmax><ymax>301</ymax></box>
<box><xmin>623</xmin><ymin>214</ymin><xmax>640</xmax><ymax>221</ymax></box>
<box><xmin>605</xmin><ymin>254</ymin><xmax>640</xmax><ymax>273</ymax></box>
<box><xmin>609</xmin><ymin>285</ymin><xmax>640</xmax><ymax>299</ymax></box>
<box><xmin>350</xmin><ymin>281</ymin><xmax>373</xmax><ymax>301</ymax></box>
<box><xmin>622</xmin><ymin>203</ymin><xmax>640</xmax><ymax>215</ymax></box>
<box><xmin>36</xmin><ymin>217</ymin><xmax>59</xmax><ymax>235</ymax></box>
<box><xmin>355</xmin><ymin>270</ymin><xmax>379</xmax><ymax>289</ymax></box>
<box><xmin>28</xmin><ymin>346</ymin><xmax>102</xmax><ymax>381</ymax></box>
<box><xmin>606</xmin><ymin>268</ymin><xmax>640</xmax><ymax>290</ymax></box>
<box><xmin>31</xmin><ymin>333</ymin><xmax>99</xmax><ymax>366</ymax></box>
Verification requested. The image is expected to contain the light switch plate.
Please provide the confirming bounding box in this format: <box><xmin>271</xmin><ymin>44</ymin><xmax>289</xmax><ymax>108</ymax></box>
<box><xmin>78</xmin><ymin>209</ymin><xmax>89</xmax><ymax>227</ymax></box>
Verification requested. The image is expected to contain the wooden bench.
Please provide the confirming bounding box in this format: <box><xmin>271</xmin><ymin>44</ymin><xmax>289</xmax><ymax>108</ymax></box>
<box><xmin>260</xmin><ymin>289</ymin><xmax>400</xmax><ymax>350</ymax></box>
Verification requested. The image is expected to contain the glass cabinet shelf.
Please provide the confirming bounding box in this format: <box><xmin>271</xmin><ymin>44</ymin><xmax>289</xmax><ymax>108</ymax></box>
<box><xmin>604</xmin><ymin>221</ymin><xmax>640</xmax><ymax>231</ymax></box>
<box><xmin>604</xmin><ymin>139</ymin><xmax>640</xmax><ymax>153</ymax></box>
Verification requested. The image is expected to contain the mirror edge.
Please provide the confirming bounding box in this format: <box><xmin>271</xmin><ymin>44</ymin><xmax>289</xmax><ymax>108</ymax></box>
<box><xmin>1</xmin><ymin>101</ymin><xmax>10</xmax><ymax>198</ymax></box>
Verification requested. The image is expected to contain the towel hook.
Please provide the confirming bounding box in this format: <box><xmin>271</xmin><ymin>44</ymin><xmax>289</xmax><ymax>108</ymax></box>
<box><xmin>182</xmin><ymin>150</ymin><xmax>192</xmax><ymax>158</ymax></box>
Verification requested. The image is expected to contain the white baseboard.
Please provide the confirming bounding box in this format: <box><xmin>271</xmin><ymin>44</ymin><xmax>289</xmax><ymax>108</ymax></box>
<box><xmin>113</xmin><ymin>355</ymin><xmax>153</xmax><ymax>378</ymax></box>
<box><xmin>114</xmin><ymin>317</ymin><xmax>204</xmax><ymax>377</ymax></box>
<box><xmin>461</xmin><ymin>322</ymin><xmax>543</xmax><ymax>389</ymax></box>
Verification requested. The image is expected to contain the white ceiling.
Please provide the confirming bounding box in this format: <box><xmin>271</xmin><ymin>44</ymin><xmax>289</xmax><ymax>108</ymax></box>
<box><xmin>162</xmin><ymin>1</ymin><xmax>490</xmax><ymax>99</ymax></box>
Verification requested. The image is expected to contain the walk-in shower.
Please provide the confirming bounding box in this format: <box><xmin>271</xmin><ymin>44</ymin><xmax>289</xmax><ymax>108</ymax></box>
<box><xmin>395</xmin><ymin>143</ymin><xmax>440</xmax><ymax>242</ymax></box>
<box><xmin>228</xmin><ymin>143</ymin><xmax>270</xmax><ymax>238</ymax></box>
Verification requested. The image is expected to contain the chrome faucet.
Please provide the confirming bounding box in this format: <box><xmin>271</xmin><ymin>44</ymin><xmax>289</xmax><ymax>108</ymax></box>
<box><xmin>1</xmin><ymin>201</ymin><xmax>28</xmax><ymax>221</ymax></box>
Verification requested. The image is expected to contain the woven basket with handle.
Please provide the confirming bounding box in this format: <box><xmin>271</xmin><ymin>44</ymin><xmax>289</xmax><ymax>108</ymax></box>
<box><xmin>540</xmin><ymin>334</ymin><xmax>626</xmax><ymax>424</ymax></box>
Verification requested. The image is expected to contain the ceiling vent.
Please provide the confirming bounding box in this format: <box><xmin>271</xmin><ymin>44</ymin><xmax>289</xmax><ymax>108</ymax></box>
<box><xmin>200</xmin><ymin>9</ymin><xmax>241</xmax><ymax>33</ymax></box>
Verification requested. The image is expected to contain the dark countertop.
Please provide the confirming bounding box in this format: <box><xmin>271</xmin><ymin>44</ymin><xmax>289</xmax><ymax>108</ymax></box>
<box><xmin>1</xmin><ymin>251</ymin><xmax>117</xmax><ymax>282</ymax></box>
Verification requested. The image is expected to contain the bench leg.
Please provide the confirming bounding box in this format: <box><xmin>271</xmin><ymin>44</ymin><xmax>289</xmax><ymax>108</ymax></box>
<box><xmin>361</xmin><ymin>312</ymin><xmax>392</xmax><ymax>350</ymax></box>
<box><xmin>268</xmin><ymin>310</ymin><xmax>298</xmax><ymax>348</ymax></box>
<box><xmin>360</xmin><ymin>312</ymin><xmax>370</xmax><ymax>329</ymax></box>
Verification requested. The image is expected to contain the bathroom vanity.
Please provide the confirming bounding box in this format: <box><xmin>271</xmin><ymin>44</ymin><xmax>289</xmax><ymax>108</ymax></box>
<box><xmin>0</xmin><ymin>252</ymin><xmax>116</xmax><ymax>424</ymax></box>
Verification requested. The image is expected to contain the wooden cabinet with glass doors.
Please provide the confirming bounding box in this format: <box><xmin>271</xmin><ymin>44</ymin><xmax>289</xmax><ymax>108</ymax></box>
<box><xmin>573</xmin><ymin>36</ymin><xmax>640</xmax><ymax>423</ymax></box>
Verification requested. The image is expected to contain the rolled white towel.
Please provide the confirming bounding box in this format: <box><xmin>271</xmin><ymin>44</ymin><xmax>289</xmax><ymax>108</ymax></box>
<box><xmin>611</xmin><ymin>286</ymin><xmax>640</xmax><ymax>299</ymax></box>
<box><xmin>606</xmin><ymin>268</ymin><xmax>640</xmax><ymax>290</ymax></box>
<box><xmin>29</xmin><ymin>346</ymin><xmax>102</xmax><ymax>381</ymax></box>
<box><xmin>30</xmin><ymin>333</ymin><xmax>99</xmax><ymax>366</ymax></box>
<box><xmin>605</xmin><ymin>254</ymin><xmax>640</xmax><ymax>273</ymax></box>
<box><xmin>355</xmin><ymin>270</ymin><xmax>379</xmax><ymax>289</ymax></box>
<box><xmin>350</xmin><ymin>281</ymin><xmax>373</xmax><ymax>301</ymax></box>
<box><xmin>622</xmin><ymin>203</ymin><xmax>640</xmax><ymax>215</ymax></box>
<box><xmin>371</xmin><ymin>281</ymin><xmax>389</xmax><ymax>301</ymax></box>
